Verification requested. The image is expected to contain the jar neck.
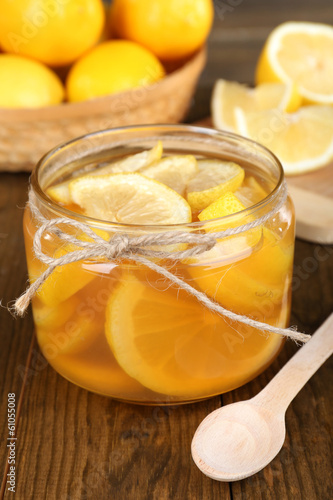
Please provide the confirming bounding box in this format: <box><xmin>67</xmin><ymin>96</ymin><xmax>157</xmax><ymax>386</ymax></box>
<box><xmin>30</xmin><ymin>124</ymin><xmax>285</xmax><ymax>231</ymax></box>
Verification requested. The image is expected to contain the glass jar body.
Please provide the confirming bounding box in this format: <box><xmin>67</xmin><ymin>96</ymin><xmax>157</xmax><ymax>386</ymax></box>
<box><xmin>24</xmin><ymin>125</ymin><xmax>295</xmax><ymax>404</ymax></box>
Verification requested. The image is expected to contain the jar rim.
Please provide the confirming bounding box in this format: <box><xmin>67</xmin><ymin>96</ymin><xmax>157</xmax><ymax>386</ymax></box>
<box><xmin>30</xmin><ymin>124</ymin><xmax>285</xmax><ymax>229</ymax></box>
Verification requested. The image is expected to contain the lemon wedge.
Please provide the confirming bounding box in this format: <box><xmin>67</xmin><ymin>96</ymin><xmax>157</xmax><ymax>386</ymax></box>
<box><xmin>46</xmin><ymin>141</ymin><xmax>163</xmax><ymax>205</ymax></box>
<box><xmin>69</xmin><ymin>173</ymin><xmax>192</xmax><ymax>224</ymax></box>
<box><xmin>255</xmin><ymin>22</ymin><xmax>333</xmax><ymax>104</ymax></box>
<box><xmin>212</xmin><ymin>79</ymin><xmax>301</xmax><ymax>131</ymax></box>
<box><xmin>198</xmin><ymin>191</ymin><xmax>262</xmax><ymax>248</ymax></box>
<box><xmin>235</xmin><ymin>105</ymin><xmax>333</xmax><ymax>175</ymax></box>
<box><xmin>141</xmin><ymin>155</ymin><xmax>198</xmax><ymax>195</ymax></box>
<box><xmin>198</xmin><ymin>191</ymin><xmax>246</xmax><ymax>222</ymax></box>
<box><xmin>194</xmin><ymin>191</ymin><xmax>262</xmax><ymax>261</ymax></box>
<box><xmin>187</xmin><ymin>159</ymin><xmax>245</xmax><ymax>211</ymax></box>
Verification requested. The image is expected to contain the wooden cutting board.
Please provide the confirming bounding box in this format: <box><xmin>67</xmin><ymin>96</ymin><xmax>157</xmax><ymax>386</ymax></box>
<box><xmin>195</xmin><ymin>118</ymin><xmax>333</xmax><ymax>244</ymax></box>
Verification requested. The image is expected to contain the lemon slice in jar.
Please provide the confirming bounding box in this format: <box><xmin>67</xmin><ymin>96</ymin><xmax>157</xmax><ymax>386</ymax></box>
<box><xmin>69</xmin><ymin>173</ymin><xmax>192</xmax><ymax>224</ymax></box>
<box><xmin>186</xmin><ymin>191</ymin><xmax>262</xmax><ymax>264</ymax></box>
<box><xmin>32</xmin><ymin>228</ymin><xmax>110</xmax><ymax>307</ymax></box>
<box><xmin>46</xmin><ymin>141</ymin><xmax>163</xmax><ymax>205</ymax></box>
<box><xmin>189</xmin><ymin>192</ymin><xmax>293</xmax><ymax>316</ymax></box>
<box><xmin>104</xmin><ymin>269</ymin><xmax>287</xmax><ymax>397</ymax></box>
<box><xmin>187</xmin><ymin>160</ymin><xmax>245</xmax><ymax>211</ymax></box>
<box><xmin>141</xmin><ymin>155</ymin><xmax>198</xmax><ymax>195</ymax></box>
<box><xmin>198</xmin><ymin>191</ymin><xmax>247</xmax><ymax>221</ymax></box>
<box><xmin>103</xmin><ymin>140</ymin><xmax>163</xmax><ymax>174</ymax></box>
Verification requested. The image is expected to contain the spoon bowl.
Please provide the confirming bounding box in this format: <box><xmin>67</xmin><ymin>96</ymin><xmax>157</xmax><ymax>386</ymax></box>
<box><xmin>191</xmin><ymin>314</ymin><xmax>333</xmax><ymax>482</ymax></box>
<box><xmin>192</xmin><ymin>401</ymin><xmax>286</xmax><ymax>481</ymax></box>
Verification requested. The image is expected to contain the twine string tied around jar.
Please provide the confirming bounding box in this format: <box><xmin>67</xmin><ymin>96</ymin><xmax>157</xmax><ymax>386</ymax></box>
<box><xmin>13</xmin><ymin>185</ymin><xmax>311</xmax><ymax>344</ymax></box>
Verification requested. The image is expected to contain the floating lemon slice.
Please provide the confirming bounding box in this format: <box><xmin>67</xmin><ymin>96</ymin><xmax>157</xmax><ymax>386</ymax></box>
<box><xmin>235</xmin><ymin>105</ymin><xmax>333</xmax><ymax>175</ymax></box>
<box><xmin>212</xmin><ymin>79</ymin><xmax>301</xmax><ymax>131</ymax></box>
<box><xmin>46</xmin><ymin>141</ymin><xmax>163</xmax><ymax>205</ymax></box>
<box><xmin>69</xmin><ymin>173</ymin><xmax>192</xmax><ymax>224</ymax></box>
<box><xmin>141</xmin><ymin>155</ymin><xmax>198</xmax><ymax>195</ymax></box>
<box><xmin>187</xmin><ymin>159</ymin><xmax>245</xmax><ymax>211</ymax></box>
<box><xmin>104</xmin><ymin>272</ymin><xmax>281</xmax><ymax>397</ymax></box>
<box><xmin>104</xmin><ymin>140</ymin><xmax>163</xmax><ymax>174</ymax></box>
<box><xmin>255</xmin><ymin>22</ymin><xmax>333</xmax><ymax>104</ymax></box>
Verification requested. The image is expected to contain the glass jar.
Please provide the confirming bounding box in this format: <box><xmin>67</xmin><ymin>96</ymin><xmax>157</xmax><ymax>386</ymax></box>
<box><xmin>24</xmin><ymin>125</ymin><xmax>295</xmax><ymax>404</ymax></box>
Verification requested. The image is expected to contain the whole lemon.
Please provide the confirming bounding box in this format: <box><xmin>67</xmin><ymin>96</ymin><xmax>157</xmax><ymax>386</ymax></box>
<box><xmin>0</xmin><ymin>54</ymin><xmax>64</xmax><ymax>108</ymax></box>
<box><xmin>66</xmin><ymin>40</ymin><xmax>165</xmax><ymax>102</ymax></box>
<box><xmin>0</xmin><ymin>0</ymin><xmax>105</xmax><ymax>67</ymax></box>
<box><xmin>110</xmin><ymin>0</ymin><xmax>214</xmax><ymax>60</ymax></box>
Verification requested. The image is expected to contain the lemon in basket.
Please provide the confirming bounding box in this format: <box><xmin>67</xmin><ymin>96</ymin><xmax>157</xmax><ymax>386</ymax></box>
<box><xmin>0</xmin><ymin>0</ymin><xmax>105</xmax><ymax>67</ymax></box>
<box><xmin>0</xmin><ymin>54</ymin><xmax>64</xmax><ymax>108</ymax></box>
<box><xmin>110</xmin><ymin>0</ymin><xmax>214</xmax><ymax>60</ymax></box>
<box><xmin>66</xmin><ymin>40</ymin><xmax>165</xmax><ymax>102</ymax></box>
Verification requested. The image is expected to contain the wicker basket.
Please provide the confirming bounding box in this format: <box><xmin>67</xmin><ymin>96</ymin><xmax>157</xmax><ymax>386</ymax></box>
<box><xmin>0</xmin><ymin>47</ymin><xmax>206</xmax><ymax>172</ymax></box>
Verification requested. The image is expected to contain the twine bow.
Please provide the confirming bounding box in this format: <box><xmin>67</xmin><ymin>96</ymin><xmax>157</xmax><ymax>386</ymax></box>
<box><xmin>13</xmin><ymin>185</ymin><xmax>311</xmax><ymax>344</ymax></box>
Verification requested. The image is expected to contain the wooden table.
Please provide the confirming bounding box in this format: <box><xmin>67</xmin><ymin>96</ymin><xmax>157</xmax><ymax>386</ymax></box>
<box><xmin>1</xmin><ymin>2</ymin><xmax>333</xmax><ymax>498</ymax></box>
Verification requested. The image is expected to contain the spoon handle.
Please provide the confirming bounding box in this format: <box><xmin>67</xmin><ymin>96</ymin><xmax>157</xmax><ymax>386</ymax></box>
<box><xmin>253</xmin><ymin>314</ymin><xmax>333</xmax><ymax>413</ymax></box>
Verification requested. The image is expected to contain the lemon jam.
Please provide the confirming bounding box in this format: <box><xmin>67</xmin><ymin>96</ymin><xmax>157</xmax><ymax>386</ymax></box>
<box><xmin>24</xmin><ymin>126</ymin><xmax>295</xmax><ymax>404</ymax></box>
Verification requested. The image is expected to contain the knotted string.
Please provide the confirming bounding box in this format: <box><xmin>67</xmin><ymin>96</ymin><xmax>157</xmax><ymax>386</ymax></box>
<box><xmin>13</xmin><ymin>185</ymin><xmax>310</xmax><ymax>343</ymax></box>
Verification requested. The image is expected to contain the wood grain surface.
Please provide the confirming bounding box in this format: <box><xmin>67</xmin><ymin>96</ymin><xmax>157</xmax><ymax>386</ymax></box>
<box><xmin>1</xmin><ymin>1</ymin><xmax>333</xmax><ymax>499</ymax></box>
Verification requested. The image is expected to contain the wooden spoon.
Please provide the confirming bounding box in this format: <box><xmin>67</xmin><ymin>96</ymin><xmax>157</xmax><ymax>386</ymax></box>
<box><xmin>191</xmin><ymin>314</ymin><xmax>333</xmax><ymax>481</ymax></box>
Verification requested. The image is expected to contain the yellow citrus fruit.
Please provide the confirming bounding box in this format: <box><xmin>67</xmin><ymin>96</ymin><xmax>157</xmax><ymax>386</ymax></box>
<box><xmin>104</xmin><ymin>271</ymin><xmax>285</xmax><ymax>397</ymax></box>
<box><xmin>256</xmin><ymin>22</ymin><xmax>333</xmax><ymax>104</ymax></box>
<box><xmin>189</xmin><ymin>191</ymin><xmax>293</xmax><ymax>316</ymax></box>
<box><xmin>105</xmin><ymin>141</ymin><xmax>163</xmax><ymax>174</ymax></box>
<box><xmin>0</xmin><ymin>54</ymin><xmax>64</xmax><ymax>108</ymax></box>
<box><xmin>69</xmin><ymin>173</ymin><xmax>192</xmax><ymax>224</ymax></box>
<box><xmin>212</xmin><ymin>79</ymin><xmax>302</xmax><ymax>132</ymax></box>
<box><xmin>235</xmin><ymin>106</ymin><xmax>333</xmax><ymax>175</ymax></box>
<box><xmin>0</xmin><ymin>0</ymin><xmax>105</xmax><ymax>67</ymax></box>
<box><xmin>187</xmin><ymin>159</ymin><xmax>245</xmax><ymax>211</ymax></box>
<box><xmin>198</xmin><ymin>191</ymin><xmax>247</xmax><ymax>221</ymax></box>
<box><xmin>66</xmin><ymin>40</ymin><xmax>165</xmax><ymax>102</ymax></box>
<box><xmin>110</xmin><ymin>0</ymin><xmax>214</xmax><ymax>60</ymax></box>
<box><xmin>36</xmin><ymin>246</ymin><xmax>95</xmax><ymax>306</ymax></box>
<box><xmin>196</xmin><ymin>191</ymin><xmax>262</xmax><ymax>260</ymax></box>
<box><xmin>33</xmin><ymin>228</ymin><xmax>109</xmax><ymax>306</ymax></box>
<box><xmin>141</xmin><ymin>155</ymin><xmax>198</xmax><ymax>195</ymax></box>
<box><xmin>46</xmin><ymin>142</ymin><xmax>163</xmax><ymax>205</ymax></box>
<box><xmin>189</xmin><ymin>228</ymin><xmax>293</xmax><ymax>318</ymax></box>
